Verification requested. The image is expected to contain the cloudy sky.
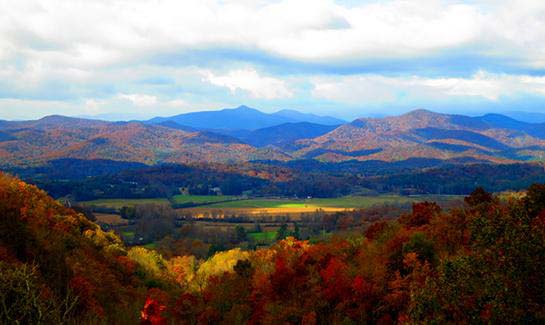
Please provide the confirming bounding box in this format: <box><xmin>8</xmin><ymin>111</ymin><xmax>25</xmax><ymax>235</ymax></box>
<box><xmin>1</xmin><ymin>0</ymin><xmax>545</xmax><ymax>120</ymax></box>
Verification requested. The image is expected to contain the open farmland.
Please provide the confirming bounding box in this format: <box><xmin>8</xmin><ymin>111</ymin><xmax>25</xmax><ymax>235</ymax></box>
<box><xmin>80</xmin><ymin>198</ymin><xmax>170</xmax><ymax>209</ymax></box>
<box><xmin>178</xmin><ymin>195</ymin><xmax>463</xmax><ymax>218</ymax></box>
<box><xmin>94</xmin><ymin>213</ymin><xmax>129</xmax><ymax>226</ymax></box>
<box><xmin>171</xmin><ymin>194</ymin><xmax>240</xmax><ymax>205</ymax></box>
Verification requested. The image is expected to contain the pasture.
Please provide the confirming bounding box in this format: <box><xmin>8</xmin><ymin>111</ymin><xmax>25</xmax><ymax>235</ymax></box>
<box><xmin>94</xmin><ymin>213</ymin><xmax>128</xmax><ymax>226</ymax></box>
<box><xmin>205</xmin><ymin>195</ymin><xmax>423</xmax><ymax>209</ymax></box>
<box><xmin>171</xmin><ymin>194</ymin><xmax>239</xmax><ymax>205</ymax></box>
<box><xmin>178</xmin><ymin>195</ymin><xmax>463</xmax><ymax>218</ymax></box>
<box><xmin>80</xmin><ymin>198</ymin><xmax>169</xmax><ymax>209</ymax></box>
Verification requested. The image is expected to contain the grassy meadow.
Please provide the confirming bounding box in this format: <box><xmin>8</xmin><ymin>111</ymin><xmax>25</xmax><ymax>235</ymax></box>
<box><xmin>179</xmin><ymin>195</ymin><xmax>463</xmax><ymax>218</ymax></box>
<box><xmin>171</xmin><ymin>194</ymin><xmax>239</xmax><ymax>205</ymax></box>
<box><xmin>80</xmin><ymin>198</ymin><xmax>170</xmax><ymax>209</ymax></box>
<box><xmin>80</xmin><ymin>194</ymin><xmax>463</xmax><ymax>221</ymax></box>
<box><xmin>205</xmin><ymin>195</ymin><xmax>434</xmax><ymax>209</ymax></box>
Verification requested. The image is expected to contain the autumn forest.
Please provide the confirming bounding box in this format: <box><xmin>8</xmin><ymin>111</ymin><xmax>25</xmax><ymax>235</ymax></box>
<box><xmin>2</xmin><ymin>172</ymin><xmax>545</xmax><ymax>323</ymax></box>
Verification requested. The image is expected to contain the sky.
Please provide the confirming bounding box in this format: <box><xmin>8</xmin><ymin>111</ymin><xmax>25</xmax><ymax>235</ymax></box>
<box><xmin>1</xmin><ymin>0</ymin><xmax>545</xmax><ymax>120</ymax></box>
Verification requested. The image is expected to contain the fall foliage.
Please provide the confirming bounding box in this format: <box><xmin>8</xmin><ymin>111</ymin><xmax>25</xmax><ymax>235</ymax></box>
<box><xmin>1</xmin><ymin>173</ymin><xmax>545</xmax><ymax>323</ymax></box>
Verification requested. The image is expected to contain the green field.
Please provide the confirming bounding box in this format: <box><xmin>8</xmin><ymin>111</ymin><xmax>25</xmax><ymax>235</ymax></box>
<box><xmin>80</xmin><ymin>194</ymin><xmax>463</xmax><ymax>212</ymax></box>
<box><xmin>120</xmin><ymin>230</ymin><xmax>135</xmax><ymax>241</ymax></box>
<box><xmin>171</xmin><ymin>194</ymin><xmax>239</xmax><ymax>205</ymax></box>
<box><xmin>248</xmin><ymin>231</ymin><xmax>277</xmax><ymax>242</ymax></box>
<box><xmin>80</xmin><ymin>198</ymin><xmax>169</xmax><ymax>209</ymax></box>
<box><xmin>143</xmin><ymin>242</ymin><xmax>157</xmax><ymax>249</ymax></box>
<box><xmin>205</xmin><ymin>195</ymin><xmax>460</xmax><ymax>209</ymax></box>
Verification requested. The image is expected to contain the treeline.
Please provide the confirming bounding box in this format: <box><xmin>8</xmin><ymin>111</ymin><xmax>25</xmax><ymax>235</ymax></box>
<box><xmin>135</xmin><ymin>186</ymin><xmax>545</xmax><ymax>323</ymax></box>
<box><xmin>8</xmin><ymin>158</ymin><xmax>545</xmax><ymax>200</ymax></box>
<box><xmin>10</xmin><ymin>159</ymin><xmax>269</xmax><ymax>200</ymax></box>
<box><xmin>2</xmin><ymin>173</ymin><xmax>545</xmax><ymax>323</ymax></box>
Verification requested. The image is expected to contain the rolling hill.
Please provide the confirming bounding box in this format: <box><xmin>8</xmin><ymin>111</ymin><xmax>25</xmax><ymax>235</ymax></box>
<box><xmin>293</xmin><ymin>109</ymin><xmax>545</xmax><ymax>162</ymax></box>
<box><xmin>2</xmin><ymin>108</ymin><xmax>545</xmax><ymax>167</ymax></box>
<box><xmin>238</xmin><ymin>122</ymin><xmax>338</xmax><ymax>149</ymax></box>
<box><xmin>0</xmin><ymin>116</ymin><xmax>290</xmax><ymax>167</ymax></box>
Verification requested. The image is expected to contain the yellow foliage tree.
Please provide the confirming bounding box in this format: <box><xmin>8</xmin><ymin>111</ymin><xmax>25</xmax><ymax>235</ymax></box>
<box><xmin>128</xmin><ymin>247</ymin><xmax>167</xmax><ymax>278</ymax></box>
<box><xmin>195</xmin><ymin>248</ymin><xmax>250</xmax><ymax>288</ymax></box>
<box><xmin>166</xmin><ymin>255</ymin><xmax>197</xmax><ymax>289</ymax></box>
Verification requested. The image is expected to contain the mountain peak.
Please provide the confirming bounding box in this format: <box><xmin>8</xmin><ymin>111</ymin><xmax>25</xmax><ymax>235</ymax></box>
<box><xmin>148</xmin><ymin>106</ymin><xmax>344</xmax><ymax>130</ymax></box>
<box><xmin>233</xmin><ymin>105</ymin><xmax>254</xmax><ymax>111</ymax></box>
<box><xmin>39</xmin><ymin>114</ymin><xmax>73</xmax><ymax>122</ymax></box>
<box><xmin>402</xmin><ymin>109</ymin><xmax>441</xmax><ymax>117</ymax></box>
<box><xmin>38</xmin><ymin>115</ymin><xmax>105</xmax><ymax>124</ymax></box>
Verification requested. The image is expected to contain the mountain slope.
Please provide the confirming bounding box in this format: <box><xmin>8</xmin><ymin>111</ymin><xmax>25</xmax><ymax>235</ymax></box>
<box><xmin>503</xmin><ymin>111</ymin><xmax>545</xmax><ymax>123</ymax></box>
<box><xmin>0</xmin><ymin>173</ymin><xmax>146</xmax><ymax>322</ymax></box>
<box><xmin>271</xmin><ymin>109</ymin><xmax>345</xmax><ymax>125</ymax></box>
<box><xmin>0</xmin><ymin>116</ymin><xmax>290</xmax><ymax>167</ymax></box>
<box><xmin>147</xmin><ymin>105</ymin><xmax>344</xmax><ymax>130</ymax></box>
<box><xmin>240</xmin><ymin>122</ymin><xmax>338</xmax><ymax>148</ymax></box>
<box><xmin>148</xmin><ymin>105</ymin><xmax>294</xmax><ymax>130</ymax></box>
<box><xmin>294</xmin><ymin>109</ymin><xmax>545</xmax><ymax>162</ymax></box>
<box><xmin>3</xmin><ymin>109</ymin><xmax>545</xmax><ymax>167</ymax></box>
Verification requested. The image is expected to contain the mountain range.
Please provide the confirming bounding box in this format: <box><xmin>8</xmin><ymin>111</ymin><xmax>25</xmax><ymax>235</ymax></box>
<box><xmin>147</xmin><ymin>105</ymin><xmax>345</xmax><ymax>130</ymax></box>
<box><xmin>2</xmin><ymin>107</ymin><xmax>545</xmax><ymax>167</ymax></box>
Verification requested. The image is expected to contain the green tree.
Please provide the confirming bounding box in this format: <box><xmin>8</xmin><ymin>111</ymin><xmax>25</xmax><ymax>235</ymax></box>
<box><xmin>292</xmin><ymin>223</ymin><xmax>301</xmax><ymax>239</ymax></box>
<box><xmin>235</xmin><ymin>225</ymin><xmax>248</xmax><ymax>243</ymax></box>
<box><xmin>276</xmin><ymin>224</ymin><xmax>289</xmax><ymax>241</ymax></box>
<box><xmin>254</xmin><ymin>222</ymin><xmax>262</xmax><ymax>233</ymax></box>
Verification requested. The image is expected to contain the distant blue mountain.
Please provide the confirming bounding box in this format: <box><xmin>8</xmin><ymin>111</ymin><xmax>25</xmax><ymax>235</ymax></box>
<box><xmin>502</xmin><ymin>111</ymin><xmax>545</xmax><ymax>124</ymax></box>
<box><xmin>446</xmin><ymin>112</ymin><xmax>545</xmax><ymax>139</ymax></box>
<box><xmin>478</xmin><ymin>113</ymin><xmax>533</xmax><ymax>130</ymax></box>
<box><xmin>147</xmin><ymin>105</ymin><xmax>344</xmax><ymax>130</ymax></box>
<box><xmin>270</xmin><ymin>109</ymin><xmax>345</xmax><ymax>126</ymax></box>
<box><xmin>475</xmin><ymin>113</ymin><xmax>545</xmax><ymax>139</ymax></box>
<box><xmin>239</xmin><ymin>122</ymin><xmax>338</xmax><ymax>148</ymax></box>
<box><xmin>155</xmin><ymin>120</ymin><xmax>198</xmax><ymax>132</ymax></box>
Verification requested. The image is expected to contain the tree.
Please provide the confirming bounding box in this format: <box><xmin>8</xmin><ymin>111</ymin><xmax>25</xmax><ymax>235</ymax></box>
<box><xmin>525</xmin><ymin>183</ymin><xmax>545</xmax><ymax>218</ymax></box>
<box><xmin>464</xmin><ymin>186</ymin><xmax>494</xmax><ymax>207</ymax></box>
<box><xmin>254</xmin><ymin>222</ymin><xmax>262</xmax><ymax>233</ymax></box>
<box><xmin>292</xmin><ymin>223</ymin><xmax>301</xmax><ymax>240</ymax></box>
<box><xmin>401</xmin><ymin>202</ymin><xmax>441</xmax><ymax>227</ymax></box>
<box><xmin>235</xmin><ymin>225</ymin><xmax>247</xmax><ymax>243</ymax></box>
<box><xmin>276</xmin><ymin>224</ymin><xmax>289</xmax><ymax>241</ymax></box>
<box><xmin>0</xmin><ymin>262</ymin><xmax>78</xmax><ymax>324</ymax></box>
<box><xmin>134</xmin><ymin>204</ymin><xmax>177</xmax><ymax>242</ymax></box>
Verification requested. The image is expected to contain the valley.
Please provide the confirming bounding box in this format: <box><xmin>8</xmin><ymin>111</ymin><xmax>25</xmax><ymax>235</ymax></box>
<box><xmin>4</xmin><ymin>1</ymin><xmax>545</xmax><ymax>322</ymax></box>
<box><xmin>3</xmin><ymin>101</ymin><xmax>545</xmax><ymax>324</ymax></box>
<box><xmin>3</xmin><ymin>107</ymin><xmax>542</xmax><ymax>263</ymax></box>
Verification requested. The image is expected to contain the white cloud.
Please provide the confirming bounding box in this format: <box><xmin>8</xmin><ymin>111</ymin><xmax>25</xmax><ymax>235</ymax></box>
<box><xmin>2</xmin><ymin>1</ymin><xmax>545</xmax><ymax>119</ymax></box>
<box><xmin>166</xmin><ymin>99</ymin><xmax>188</xmax><ymax>108</ymax></box>
<box><xmin>1</xmin><ymin>0</ymin><xmax>544</xmax><ymax>65</ymax></box>
<box><xmin>204</xmin><ymin>68</ymin><xmax>293</xmax><ymax>99</ymax></box>
<box><xmin>311</xmin><ymin>71</ymin><xmax>545</xmax><ymax>103</ymax></box>
<box><xmin>83</xmin><ymin>99</ymin><xmax>105</xmax><ymax>115</ymax></box>
<box><xmin>117</xmin><ymin>93</ymin><xmax>158</xmax><ymax>106</ymax></box>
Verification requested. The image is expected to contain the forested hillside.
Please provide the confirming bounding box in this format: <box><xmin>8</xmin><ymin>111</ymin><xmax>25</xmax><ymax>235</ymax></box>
<box><xmin>2</xmin><ymin>174</ymin><xmax>545</xmax><ymax>323</ymax></box>
<box><xmin>4</xmin><ymin>109</ymin><xmax>545</xmax><ymax>168</ymax></box>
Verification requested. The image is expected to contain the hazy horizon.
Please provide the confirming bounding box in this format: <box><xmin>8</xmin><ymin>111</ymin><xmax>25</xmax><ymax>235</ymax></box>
<box><xmin>4</xmin><ymin>104</ymin><xmax>545</xmax><ymax>125</ymax></box>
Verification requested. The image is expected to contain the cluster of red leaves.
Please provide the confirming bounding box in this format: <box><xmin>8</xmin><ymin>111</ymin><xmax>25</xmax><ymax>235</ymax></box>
<box><xmin>0</xmin><ymin>173</ymin><xmax>147</xmax><ymax>323</ymax></box>
<box><xmin>167</xmin><ymin>187</ymin><xmax>545</xmax><ymax>324</ymax></box>
<box><xmin>3</xmin><ymin>173</ymin><xmax>545</xmax><ymax>323</ymax></box>
<box><xmin>140</xmin><ymin>290</ymin><xmax>168</xmax><ymax>325</ymax></box>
